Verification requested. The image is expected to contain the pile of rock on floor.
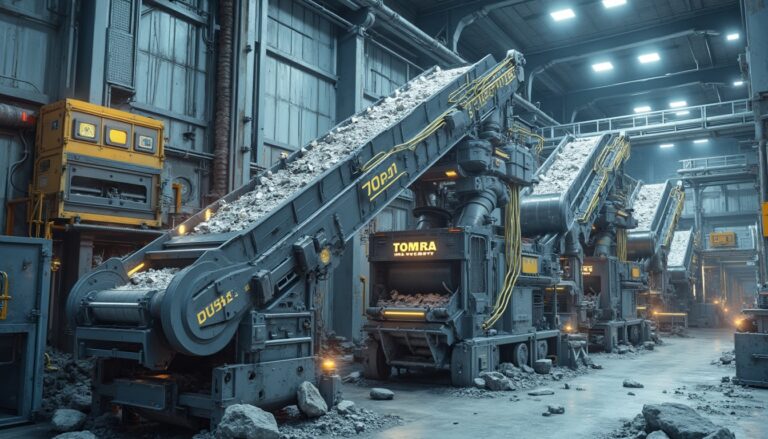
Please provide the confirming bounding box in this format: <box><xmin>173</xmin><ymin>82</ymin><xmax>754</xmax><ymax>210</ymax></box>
<box><xmin>601</xmin><ymin>402</ymin><xmax>735</xmax><ymax>439</ymax></box>
<box><xmin>45</xmin><ymin>375</ymin><xmax>399</xmax><ymax>439</ymax></box>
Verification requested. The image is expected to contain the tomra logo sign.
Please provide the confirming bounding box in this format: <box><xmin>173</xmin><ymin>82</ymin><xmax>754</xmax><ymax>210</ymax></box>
<box><xmin>392</xmin><ymin>240</ymin><xmax>437</xmax><ymax>257</ymax></box>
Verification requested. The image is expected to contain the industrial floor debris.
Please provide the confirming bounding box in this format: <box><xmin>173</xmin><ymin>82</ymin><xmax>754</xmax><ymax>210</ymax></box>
<box><xmin>2</xmin><ymin>329</ymin><xmax>762</xmax><ymax>439</ymax></box>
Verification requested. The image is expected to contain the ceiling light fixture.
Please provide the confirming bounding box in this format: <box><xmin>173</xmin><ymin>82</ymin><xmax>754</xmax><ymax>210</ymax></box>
<box><xmin>726</xmin><ymin>32</ymin><xmax>740</xmax><ymax>41</ymax></box>
<box><xmin>659</xmin><ymin>143</ymin><xmax>675</xmax><ymax>149</ymax></box>
<box><xmin>633</xmin><ymin>106</ymin><xmax>651</xmax><ymax>113</ymax></box>
<box><xmin>592</xmin><ymin>61</ymin><xmax>614</xmax><ymax>72</ymax></box>
<box><xmin>693</xmin><ymin>139</ymin><xmax>709</xmax><ymax>144</ymax></box>
<box><xmin>733</xmin><ymin>80</ymin><xmax>744</xmax><ymax>86</ymax></box>
<box><xmin>550</xmin><ymin>8</ymin><xmax>576</xmax><ymax>21</ymax></box>
<box><xmin>638</xmin><ymin>52</ymin><xmax>660</xmax><ymax>63</ymax></box>
<box><xmin>675</xmin><ymin>110</ymin><xmax>690</xmax><ymax>116</ymax></box>
<box><xmin>602</xmin><ymin>0</ymin><xmax>627</xmax><ymax>7</ymax></box>
<box><xmin>669</xmin><ymin>100</ymin><xmax>687</xmax><ymax>108</ymax></box>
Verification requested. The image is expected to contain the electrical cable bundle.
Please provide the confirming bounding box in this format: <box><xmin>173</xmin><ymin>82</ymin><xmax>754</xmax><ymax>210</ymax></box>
<box><xmin>483</xmin><ymin>184</ymin><xmax>521</xmax><ymax>330</ymax></box>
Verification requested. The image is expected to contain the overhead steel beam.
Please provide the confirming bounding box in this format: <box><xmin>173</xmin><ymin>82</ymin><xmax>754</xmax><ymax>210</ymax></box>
<box><xmin>524</xmin><ymin>5</ymin><xmax>740</xmax><ymax>65</ymax></box>
<box><xmin>560</xmin><ymin>65</ymin><xmax>740</xmax><ymax>120</ymax></box>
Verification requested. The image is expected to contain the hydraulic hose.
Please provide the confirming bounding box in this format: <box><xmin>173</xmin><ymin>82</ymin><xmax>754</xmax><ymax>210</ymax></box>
<box><xmin>483</xmin><ymin>184</ymin><xmax>521</xmax><ymax>330</ymax></box>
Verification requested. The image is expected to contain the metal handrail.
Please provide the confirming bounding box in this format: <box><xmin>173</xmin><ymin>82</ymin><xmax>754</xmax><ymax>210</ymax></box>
<box><xmin>539</xmin><ymin>100</ymin><xmax>752</xmax><ymax>144</ymax></box>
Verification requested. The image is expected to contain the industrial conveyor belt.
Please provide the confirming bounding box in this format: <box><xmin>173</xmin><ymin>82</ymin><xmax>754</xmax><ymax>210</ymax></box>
<box><xmin>520</xmin><ymin>133</ymin><xmax>630</xmax><ymax>238</ymax></box>
<box><xmin>67</xmin><ymin>52</ymin><xmax>528</xmax><ymax>364</ymax></box>
<box><xmin>627</xmin><ymin>179</ymin><xmax>685</xmax><ymax>261</ymax></box>
<box><xmin>667</xmin><ymin>228</ymin><xmax>696</xmax><ymax>281</ymax></box>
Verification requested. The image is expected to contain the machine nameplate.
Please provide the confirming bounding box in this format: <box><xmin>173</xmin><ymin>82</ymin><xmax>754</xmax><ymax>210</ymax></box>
<box><xmin>197</xmin><ymin>291</ymin><xmax>239</xmax><ymax>325</ymax></box>
<box><xmin>361</xmin><ymin>162</ymin><xmax>404</xmax><ymax>201</ymax></box>
<box><xmin>392</xmin><ymin>240</ymin><xmax>437</xmax><ymax>257</ymax></box>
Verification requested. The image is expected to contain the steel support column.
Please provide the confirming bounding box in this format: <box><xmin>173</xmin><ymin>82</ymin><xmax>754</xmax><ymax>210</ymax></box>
<box><xmin>231</xmin><ymin>0</ymin><xmax>257</xmax><ymax>187</ymax></box>
<box><xmin>744</xmin><ymin>0</ymin><xmax>768</xmax><ymax>282</ymax></box>
<box><xmin>252</xmin><ymin>0</ymin><xmax>270</xmax><ymax>168</ymax></box>
<box><xmin>73</xmin><ymin>0</ymin><xmax>108</xmax><ymax>103</ymax></box>
<box><xmin>331</xmin><ymin>26</ymin><xmax>367</xmax><ymax>342</ymax></box>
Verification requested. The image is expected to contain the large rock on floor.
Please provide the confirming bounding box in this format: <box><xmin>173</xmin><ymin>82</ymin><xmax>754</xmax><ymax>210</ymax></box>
<box><xmin>370</xmin><ymin>388</ymin><xmax>395</xmax><ymax>400</ymax></box>
<box><xmin>51</xmin><ymin>409</ymin><xmax>87</xmax><ymax>432</ymax></box>
<box><xmin>52</xmin><ymin>432</ymin><xmax>97</xmax><ymax>439</ymax></box>
<box><xmin>479</xmin><ymin>371</ymin><xmax>513</xmax><ymax>391</ymax></box>
<box><xmin>217</xmin><ymin>404</ymin><xmax>280</xmax><ymax>439</ymax></box>
<box><xmin>642</xmin><ymin>403</ymin><xmax>731</xmax><ymax>439</ymax></box>
<box><xmin>533</xmin><ymin>359</ymin><xmax>553</xmax><ymax>374</ymax></box>
<box><xmin>623</xmin><ymin>379</ymin><xmax>645</xmax><ymax>389</ymax></box>
<box><xmin>498</xmin><ymin>362</ymin><xmax>520</xmax><ymax>378</ymax></box>
<box><xmin>527</xmin><ymin>388</ymin><xmax>555</xmax><ymax>396</ymax></box>
<box><xmin>336</xmin><ymin>400</ymin><xmax>355</xmax><ymax>415</ymax></box>
<box><xmin>297</xmin><ymin>381</ymin><xmax>328</xmax><ymax>418</ymax></box>
<box><xmin>702</xmin><ymin>428</ymin><xmax>735</xmax><ymax>439</ymax></box>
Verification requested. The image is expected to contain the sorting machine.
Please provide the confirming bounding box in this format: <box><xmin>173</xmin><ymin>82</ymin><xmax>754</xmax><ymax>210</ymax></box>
<box><xmin>666</xmin><ymin>228</ymin><xmax>698</xmax><ymax>313</ymax></box>
<box><xmin>627</xmin><ymin>180</ymin><xmax>685</xmax><ymax>313</ymax></box>
<box><xmin>520</xmin><ymin>134</ymin><xmax>647</xmax><ymax>351</ymax></box>
<box><xmin>362</xmin><ymin>114</ymin><xmax>560</xmax><ymax>386</ymax></box>
<box><xmin>66</xmin><ymin>52</ymin><xmax>528</xmax><ymax>426</ymax></box>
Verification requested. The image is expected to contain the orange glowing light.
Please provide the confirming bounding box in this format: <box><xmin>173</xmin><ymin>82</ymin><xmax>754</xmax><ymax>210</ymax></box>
<box><xmin>714</xmin><ymin>300</ymin><xmax>720</xmax><ymax>304</ymax></box>
<box><xmin>724</xmin><ymin>308</ymin><xmax>729</xmax><ymax>313</ymax></box>
<box><xmin>383</xmin><ymin>310</ymin><xmax>426</xmax><ymax>318</ymax></box>
<box><xmin>178</xmin><ymin>224</ymin><xmax>186</xmax><ymax>235</ymax></box>
<box><xmin>321</xmin><ymin>359</ymin><xmax>336</xmax><ymax>371</ymax></box>
<box><xmin>127</xmin><ymin>262</ymin><xmax>145</xmax><ymax>276</ymax></box>
<box><xmin>445</xmin><ymin>170</ymin><xmax>458</xmax><ymax>178</ymax></box>
<box><xmin>564</xmin><ymin>325</ymin><xmax>573</xmax><ymax>332</ymax></box>
<box><xmin>204</xmin><ymin>208</ymin><xmax>212</xmax><ymax>221</ymax></box>
<box><xmin>734</xmin><ymin>318</ymin><xmax>743</xmax><ymax>327</ymax></box>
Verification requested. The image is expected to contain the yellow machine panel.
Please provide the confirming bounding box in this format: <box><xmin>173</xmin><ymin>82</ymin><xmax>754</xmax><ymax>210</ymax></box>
<box><xmin>33</xmin><ymin>99</ymin><xmax>164</xmax><ymax>227</ymax></box>
<box><xmin>709</xmin><ymin>231</ymin><xmax>737</xmax><ymax>248</ymax></box>
<box><xmin>521</xmin><ymin>256</ymin><xmax>539</xmax><ymax>275</ymax></box>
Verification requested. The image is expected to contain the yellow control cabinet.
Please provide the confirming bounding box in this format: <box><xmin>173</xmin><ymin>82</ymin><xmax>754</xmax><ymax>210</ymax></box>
<box><xmin>33</xmin><ymin>99</ymin><xmax>164</xmax><ymax>227</ymax></box>
<box><xmin>709</xmin><ymin>231</ymin><xmax>737</xmax><ymax>248</ymax></box>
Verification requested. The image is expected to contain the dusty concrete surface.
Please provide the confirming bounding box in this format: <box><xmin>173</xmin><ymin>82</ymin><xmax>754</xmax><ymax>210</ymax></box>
<box><xmin>2</xmin><ymin>329</ymin><xmax>764</xmax><ymax>439</ymax></box>
<box><xmin>341</xmin><ymin>329</ymin><xmax>766</xmax><ymax>439</ymax></box>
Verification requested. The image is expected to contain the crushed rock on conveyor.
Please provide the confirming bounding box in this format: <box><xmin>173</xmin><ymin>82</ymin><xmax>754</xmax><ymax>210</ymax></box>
<box><xmin>667</xmin><ymin>229</ymin><xmax>692</xmax><ymax>267</ymax></box>
<box><xmin>633</xmin><ymin>183</ymin><xmax>666</xmax><ymax>230</ymax></box>
<box><xmin>193</xmin><ymin>66</ymin><xmax>470</xmax><ymax>235</ymax></box>
<box><xmin>377</xmin><ymin>291</ymin><xmax>450</xmax><ymax>308</ymax></box>
<box><xmin>122</xmin><ymin>267</ymin><xmax>179</xmax><ymax>291</ymax></box>
<box><xmin>532</xmin><ymin>136</ymin><xmax>602</xmax><ymax>195</ymax></box>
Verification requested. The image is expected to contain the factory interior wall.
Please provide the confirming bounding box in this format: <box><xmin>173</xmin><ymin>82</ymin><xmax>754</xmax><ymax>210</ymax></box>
<box><xmin>625</xmin><ymin>137</ymin><xmax>746</xmax><ymax>183</ymax></box>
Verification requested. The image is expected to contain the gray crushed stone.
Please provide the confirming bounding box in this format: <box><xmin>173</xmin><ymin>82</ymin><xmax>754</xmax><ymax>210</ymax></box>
<box><xmin>42</xmin><ymin>349</ymin><xmax>94</xmax><ymax>419</ymax></box>
<box><xmin>194</xmin><ymin>66</ymin><xmax>469</xmax><ymax>235</ymax></box>
<box><xmin>276</xmin><ymin>405</ymin><xmax>402</xmax><ymax>439</ymax></box>
<box><xmin>122</xmin><ymin>267</ymin><xmax>179</xmax><ymax>292</ymax></box>
<box><xmin>667</xmin><ymin>229</ymin><xmax>692</xmax><ymax>267</ymax></box>
<box><xmin>533</xmin><ymin>135</ymin><xmax>601</xmax><ymax>194</ymax></box>
<box><xmin>633</xmin><ymin>182</ymin><xmax>666</xmax><ymax>230</ymax></box>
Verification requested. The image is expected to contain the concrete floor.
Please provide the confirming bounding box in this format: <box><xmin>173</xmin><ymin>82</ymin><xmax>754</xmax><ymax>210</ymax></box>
<box><xmin>345</xmin><ymin>328</ymin><xmax>767</xmax><ymax>439</ymax></box>
<box><xmin>1</xmin><ymin>328</ymin><xmax>764</xmax><ymax>439</ymax></box>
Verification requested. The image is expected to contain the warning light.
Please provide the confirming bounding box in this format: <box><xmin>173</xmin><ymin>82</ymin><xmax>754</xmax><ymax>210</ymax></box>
<box><xmin>320</xmin><ymin>247</ymin><xmax>332</xmax><ymax>265</ymax></box>
<box><xmin>564</xmin><ymin>324</ymin><xmax>573</xmax><ymax>332</ymax></box>
<box><xmin>734</xmin><ymin>318</ymin><xmax>743</xmax><ymax>327</ymax></box>
<box><xmin>445</xmin><ymin>170</ymin><xmax>458</xmax><ymax>178</ymax></box>
<box><xmin>321</xmin><ymin>358</ymin><xmax>336</xmax><ymax>373</ymax></box>
<box><xmin>178</xmin><ymin>224</ymin><xmax>186</xmax><ymax>235</ymax></box>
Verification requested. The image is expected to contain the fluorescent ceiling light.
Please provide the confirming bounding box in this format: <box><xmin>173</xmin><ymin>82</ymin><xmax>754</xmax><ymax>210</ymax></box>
<box><xmin>592</xmin><ymin>61</ymin><xmax>614</xmax><ymax>72</ymax></box>
<box><xmin>602</xmin><ymin>0</ymin><xmax>627</xmax><ymax>7</ymax></box>
<box><xmin>638</xmin><ymin>52</ymin><xmax>660</xmax><ymax>63</ymax></box>
<box><xmin>659</xmin><ymin>143</ymin><xmax>675</xmax><ymax>149</ymax></box>
<box><xmin>733</xmin><ymin>80</ymin><xmax>744</xmax><ymax>86</ymax></box>
<box><xmin>675</xmin><ymin>110</ymin><xmax>690</xmax><ymax>116</ymax></box>
<box><xmin>726</xmin><ymin>32</ymin><xmax>740</xmax><ymax>41</ymax></box>
<box><xmin>693</xmin><ymin>139</ymin><xmax>709</xmax><ymax>144</ymax></box>
<box><xmin>550</xmin><ymin>8</ymin><xmax>576</xmax><ymax>21</ymax></box>
<box><xmin>669</xmin><ymin>100</ymin><xmax>687</xmax><ymax>108</ymax></box>
<box><xmin>634</xmin><ymin>106</ymin><xmax>651</xmax><ymax>113</ymax></box>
